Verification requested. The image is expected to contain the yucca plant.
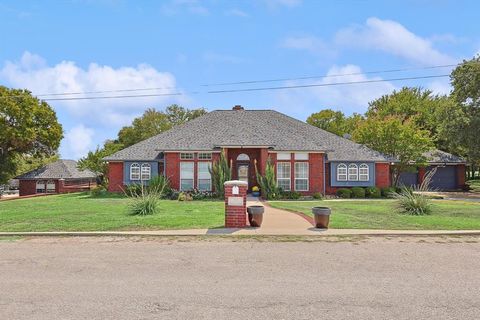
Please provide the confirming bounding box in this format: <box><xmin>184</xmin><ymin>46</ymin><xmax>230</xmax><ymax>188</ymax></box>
<box><xmin>125</xmin><ymin>183</ymin><xmax>160</xmax><ymax>215</ymax></box>
<box><xmin>255</xmin><ymin>157</ymin><xmax>278</xmax><ymax>200</ymax></box>
<box><xmin>209</xmin><ymin>150</ymin><xmax>231</xmax><ymax>198</ymax></box>
<box><xmin>392</xmin><ymin>167</ymin><xmax>437</xmax><ymax>215</ymax></box>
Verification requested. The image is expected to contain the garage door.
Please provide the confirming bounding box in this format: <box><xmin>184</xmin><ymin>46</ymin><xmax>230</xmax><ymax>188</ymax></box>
<box><xmin>428</xmin><ymin>166</ymin><xmax>457</xmax><ymax>191</ymax></box>
<box><xmin>398</xmin><ymin>171</ymin><xmax>418</xmax><ymax>187</ymax></box>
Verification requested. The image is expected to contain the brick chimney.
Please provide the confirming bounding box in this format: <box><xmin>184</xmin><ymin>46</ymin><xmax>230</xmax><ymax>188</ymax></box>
<box><xmin>232</xmin><ymin>105</ymin><xmax>244</xmax><ymax>111</ymax></box>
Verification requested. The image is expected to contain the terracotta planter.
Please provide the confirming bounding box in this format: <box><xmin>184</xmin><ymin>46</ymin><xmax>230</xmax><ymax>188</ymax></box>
<box><xmin>312</xmin><ymin>207</ymin><xmax>331</xmax><ymax>229</ymax></box>
<box><xmin>247</xmin><ymin>205</ymin><xmax>264</xmax><ymax>227</ymax></box>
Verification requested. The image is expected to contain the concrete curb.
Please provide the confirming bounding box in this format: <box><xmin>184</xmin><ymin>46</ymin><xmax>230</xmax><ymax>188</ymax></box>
<box><xmin>1</xmin><ymin>230</ymin><xmax>480</xmax><ymax>237</ymax></box>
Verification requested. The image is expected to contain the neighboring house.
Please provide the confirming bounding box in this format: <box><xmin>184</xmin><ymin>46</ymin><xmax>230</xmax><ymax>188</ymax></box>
<box><xmin>16</xmin><ymin>159</ymin><xmax>97</xmax><ymax>196</ymax></box>
<box><xmin>398</xmin><ymin>150</ymin><xmax>466</xmax><ymax>191</ymax></box>
<box><xmin>104</xmin><ymin>106</ymin><xmax>465</xmax><ymax>195</ymax></box>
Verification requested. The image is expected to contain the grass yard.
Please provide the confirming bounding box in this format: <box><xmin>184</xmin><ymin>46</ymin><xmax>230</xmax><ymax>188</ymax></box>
<box><xmin>0</xmin><ymin>193</ymin><xmax>224</xmax><ymax>232</ymax></box>
<box><xmin>269</xmin><ymin>199</ymin><xmax>480</xmax><ymax>230</ymax></box>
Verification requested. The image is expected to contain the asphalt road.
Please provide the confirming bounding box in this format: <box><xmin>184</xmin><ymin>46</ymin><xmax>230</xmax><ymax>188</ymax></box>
<box><xmin>1</xmin><ymin>236</ymin><xmax>479</xmax><ymax>320</ymax></box>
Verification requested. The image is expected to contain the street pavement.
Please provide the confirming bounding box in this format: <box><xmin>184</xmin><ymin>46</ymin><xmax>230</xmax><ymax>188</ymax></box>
<box><xmin>1</xmin><ymin>236</ymin><xmax>479</xmax><ymax>320</ymax></box>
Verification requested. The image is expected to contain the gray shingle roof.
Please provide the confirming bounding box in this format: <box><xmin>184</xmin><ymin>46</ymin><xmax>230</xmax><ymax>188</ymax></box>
<box><xmin>424</xmin><ymin>150</ymin><xmax>466</xmax><ymax>164</ymax></box>
<box><xmin>104</xmin><ymin>109</ymin><xmax>391</xmax><ymax>162</ymax></box>
<box><xmin>16</xmin><ymin>159</ymin><xmax>97</xmax><ymax>180</ymax></box>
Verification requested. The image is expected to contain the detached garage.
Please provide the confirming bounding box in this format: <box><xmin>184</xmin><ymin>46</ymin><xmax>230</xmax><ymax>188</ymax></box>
<box><xmin>398</xmin><ymin>150</ymin><xmax>466</xmax><ymax>191</ymax></box>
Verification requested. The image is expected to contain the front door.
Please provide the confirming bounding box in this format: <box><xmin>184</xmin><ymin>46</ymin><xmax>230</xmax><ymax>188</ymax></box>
<box><xmin>237</xmin><ymin>164</ymin><xmax>249</xmax><ymax>187</ymax></box>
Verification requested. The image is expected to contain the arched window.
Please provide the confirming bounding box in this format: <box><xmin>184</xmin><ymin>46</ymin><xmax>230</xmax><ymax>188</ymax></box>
<box><xmin>141</xmin><ymin>163</ymin><xmax>151</xmax><ymax>181</ymax></box>
<box><xmin>237</xmin><ymin>153</ymin><xmax>250</xmax><ymax>161</ymax></box>
<box><xmin>337</xmin><ymin>163</ymin><xmax>347</xmax><ymax>181</ymax></box>
<box><xmin>359</xmin><ymin>164</ymin><xmax>369</xmax><ymax>181</ymax></box>
<box><xmin>36</xmin><ymin>180</ymin><xmax>46</xmax><ymax>193</ymax></box>
<box><xmin>130</xmin><ymin>163</ymin><xmax>140</xmax><ymax>180</ymax></box>
<box><xmin>46</xmin><ymin>180</ymin><xmax>56</xmax><ymax>193</ymax></box>
<box><xmin>348</xmin><ymin>164</ymin><xmax>358</xmax><ymax>181</ymax></box>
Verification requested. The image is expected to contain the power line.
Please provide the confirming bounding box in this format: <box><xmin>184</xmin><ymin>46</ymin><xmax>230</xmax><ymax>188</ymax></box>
<box><xmin>201</xmin><ymin>64</ymin><xmax>458</xmax><ymax>87</ymax></box>
<box><xmin>18</xmin><ymin>74</ymin><xmax>448</xmax><ymax>101</ymax></box>
<box><xmin>7</xmin><ymin>63</ymin><xmax>462</xmax><ymax>98</ymax></box>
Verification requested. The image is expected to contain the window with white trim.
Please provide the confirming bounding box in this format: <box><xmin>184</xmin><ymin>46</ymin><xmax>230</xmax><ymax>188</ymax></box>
<box><xmin>198</xmin><ymin>153</ymin><xmax>212</xmax><ymax>160</ymax></box>
<box><xmin>359</xmin><ymin>163</ymin><xmax>369</xmax><ymax>181</ymax></box>
<box><xmin>197</xmin><ymin>162</ymin><xmax>212</xmax><ymax>191</ymax></box>
<box><xmin>294</xmin><ymin>153</ymin><xmax>309</xmax><ymax>160</ymax></box>
<box><xmin>337</xmin><ymin>164</ymin><xmax>347</xmax><ymax>181</ymax></box>
<box><xmin>180</xmin><ymin>162</ymin><xmax>194</xmax><ymax>191</ymax></box>
<box><xmin>277</xmin><ymin>162</ymin><xmax>291</xmax><ymax>191</ymax></box>
<box><xmin>46</xmin><ymin>180</ymin><xmax>56</xmax><ymax>193</ymax></box>
<box><xmin>130</xmin><ymin>163</ymin><xmax>140</xmax><ymax>180</ymax></box>
<box><xmin>348</xmin><ymin>164</ymin><xmax>358</xmax><ymax>181</ymax></box>
<box><xmin>295</xmin><ymin>162</ymin><xmax>309</xmax><ymax>191</ymax></box>
<box><xmin>277</xmin><ymin>152</ymin><xmax>291</xmax><ymax>160</ymax></box>
<box><xmin>36</xmin><ymin>180</ymin><xmax>46</xmax><ymax>193</ymax></box>
<box><xmin>180</xmin><ymin>153</ymin><xmax>194</xmax><ymax>160</ymax></box>
<box><xmin>141</xmin><ymin>163</ymin><xmax>151</xmax><ymax>181</ymax></box>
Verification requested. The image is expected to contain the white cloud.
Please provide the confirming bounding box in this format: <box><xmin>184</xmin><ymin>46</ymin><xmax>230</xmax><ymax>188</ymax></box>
<box><xmin>335</xmin><ymin>17</ymin><xmax>455</xmax><ymax>65</ymax></box>
<box><xmin>273</xmin><ymin>64</ymin><xmax>396</xmax><ymax>118</ymax></box>
<box><xmin>63</xmin><ymin>125</ymin><xmax>95</xmax><ymax>159</ymax></box>
<box><xmin>427</xmin><ymin>79</ymin><xmax>452</xmax><ymax>96</ymax></box>
<box><xmin>0</xmin><ymin>51</ymin><xmax>187</xmax><ymax>127</ymax></box>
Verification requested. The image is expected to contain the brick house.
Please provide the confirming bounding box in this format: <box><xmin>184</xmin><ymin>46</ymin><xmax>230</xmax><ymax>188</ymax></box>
<box><xmin>104</xmin><ymin>106</ymin><xmax>466</xmax><ymax>194</ymax></box>
<box><xmin>16</xmin><ymin>159</ymin><xmax>97</xmax><ymax>196</ymax></box>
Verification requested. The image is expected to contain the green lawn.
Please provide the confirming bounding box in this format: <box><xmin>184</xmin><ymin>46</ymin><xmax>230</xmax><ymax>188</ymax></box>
<box><xmin>0</xmin><ymin>193</ymin><xmax>225</xmax><ymax>232</ymax></box>
<box><xmin>269</xmin><ymin>199</ymin><xmax>480</xmax><ymax>230</ymax></box>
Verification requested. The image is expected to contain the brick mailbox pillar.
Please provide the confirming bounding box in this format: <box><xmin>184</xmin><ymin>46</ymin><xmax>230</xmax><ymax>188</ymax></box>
<box><xmin>224</xmin><ymin>180</ymin><xmax>248</xmax><ymax>228</ymax></box>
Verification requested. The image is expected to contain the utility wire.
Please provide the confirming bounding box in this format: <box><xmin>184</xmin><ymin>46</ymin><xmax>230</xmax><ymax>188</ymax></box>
<box><xmin>12</xmin><ymin>74</ymin><xmax>448</xmax><ymax>101</ymax></box>
<box><xmin>17</xmin><ymin>63</ymin><xmax>463</xmax><ymax>98</ymax></box>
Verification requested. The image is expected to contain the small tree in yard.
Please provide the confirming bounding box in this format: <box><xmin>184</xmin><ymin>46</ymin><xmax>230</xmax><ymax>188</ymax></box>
<box><xmin>255</xmin><ymin>157</ymin><xmax>278</xmax><ymax>200</ymax></box>
<box><xmin>209</xmin><ymin>151</ymin><xmax>231</xmax><ymax>198</ymax></box>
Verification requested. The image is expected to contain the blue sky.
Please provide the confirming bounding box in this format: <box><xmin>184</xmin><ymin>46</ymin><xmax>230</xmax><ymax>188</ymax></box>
<box><xmin>1</xmin><ymin>0</ymin><xmax>478</xmax><ymax>159</ymax></box>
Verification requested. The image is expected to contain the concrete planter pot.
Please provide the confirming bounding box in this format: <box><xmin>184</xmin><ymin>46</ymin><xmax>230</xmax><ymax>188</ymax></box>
<box><xmin>312</xmin><ymin>207</ymin><xmax>331</xmax><ymax>229</ymax></box>
<box><xmin>247</xmin><ymin>205</ymin><xmax>264</xmax><ymax>227</ymax></box>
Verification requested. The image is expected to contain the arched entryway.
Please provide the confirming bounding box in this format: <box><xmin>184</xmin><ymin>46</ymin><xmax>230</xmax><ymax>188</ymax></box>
<box><xmin>236</xmin><ymin>153</ymin><xmax>250</xmax><ymax>186</ymax></box>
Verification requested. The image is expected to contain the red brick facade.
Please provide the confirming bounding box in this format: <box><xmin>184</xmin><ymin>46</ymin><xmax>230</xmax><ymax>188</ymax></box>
<box><xmin>19</xmin><ymin>180</ymin><xmax>37</xmax><ymax>196</ymax></box>
<box><xmin>19</xmin><ymin>179</ymin><xmax>96</xmax><ymax>196</ymax></box>
<box><xmin>224</xmin><ymin>182</ymin><xmax>248</xmax><ymax>228</ymax></box>
<box><xmin>375</xmin><ymin>163</ymin><xmax>391</xmax><ymax>188</ymax></box>
<box><xmin>107</xmin><ymin>162</ymin><xmax>124</xmax><ymax>192</ymax></box>
<box><xmin>457</xmin><ymin>164</ymin><xmax>466</xmax><ymax>189</ymax></box>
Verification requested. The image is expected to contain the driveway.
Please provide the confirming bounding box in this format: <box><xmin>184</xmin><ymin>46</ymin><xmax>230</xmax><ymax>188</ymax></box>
<box><xmin>1</xmin><ymin>236</ymin><xmax>479</xmax><ymax>320</ymax></box>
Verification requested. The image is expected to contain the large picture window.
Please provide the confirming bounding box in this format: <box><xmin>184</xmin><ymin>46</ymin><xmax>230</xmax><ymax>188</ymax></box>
<box><xmin>180</xmin><ymin>162</ymin><xmax>194</xmax><ymax>191</ymax></box>
<box><xmin>337</xmin><ymin>164</ymin><xmax>347</xmax><ymax>181</ymax></box>
<box><xmin>359</xmin><ymin>164</ymin><xmax>369</xmax><ymax>181</ymax></box>
<box><xmin>295</xmin><ymin>162</ymin><xmax>309</xmax><ymax>191</ymax></box>
<box><xmin>36</xmin><ymin>180</ymin><xmax>46</xmax><ymax>193</ymax></box>
<box><xmin>130</xmin><ymin>163</ymin><xmax>140</xmax><ymax>180</ymax></box>
<box><xmin>197</xmin><ymin>162</ymin><xmax>212</xmax><ymax>191</ymax></box>
<box><xmin>348</xmin><ymin>164</ymin><xmax>358</xmax><ymax>181</ymax></box>
<box><xmin>46</xmin><ymin>180</ymin><xmax>56</xmax><ymax>193</ymax></box>
<box><xmin>141</xmin><ymin>163</ymin><xmax>151</xmax><ymax>181</ymax></box>
<box><xmin>277</xmin><ymin>162</ymin><xmax>291</xmax><ymax>191</ymax></box>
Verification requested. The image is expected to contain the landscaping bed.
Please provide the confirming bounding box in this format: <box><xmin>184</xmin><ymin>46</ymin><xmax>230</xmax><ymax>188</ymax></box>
<box><xmin>0</xmin><ymin>193</ymin><xmax>224</xmax><ymax>232</ymax></box>
<box><xmin>269</xmin><ymin>200</ymin><xmax>480</xmax><ymax>230</ymax></box>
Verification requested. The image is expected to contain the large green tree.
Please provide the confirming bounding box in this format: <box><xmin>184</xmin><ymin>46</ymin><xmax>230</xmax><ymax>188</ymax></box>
<box><xmin>353</xmin><ymin>117</ymin><xmax>434</xmax><ymax>185</ymax></box>
<box><xmin>0</xmin><ymin>86</ymin><xmax>63</xmax><ymax>183</ymax></box>
<box><xmin>77</xmin><ymin>140</ymin><xmax>124</xmax><ymax>185</ymax></box>
<box><xmin>117</xmin><ymin>105</ymin><xmax>207</xmax><ymax>147</ymax></box>
<box><xmin>447</xmin><ymin>56</ymin><xmax>480</xmax><ymax>178</ymax></box>
<box><xmin>307</xmin><ymin>109</ymin><xmax>363</xmax><ymax>136</ymax></box>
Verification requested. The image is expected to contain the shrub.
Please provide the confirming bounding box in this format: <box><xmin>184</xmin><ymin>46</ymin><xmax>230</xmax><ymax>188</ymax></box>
<box><xmin>313</xmin><ymin>192</ymin><xmax>324</xmax><ymax>200</ymax></box>
<box><xmin>336</xmin><ymin>188</ymin><xmax>352</xmax><ymax>199</ymax></box>
<box><xmin>177</xmin><ymin>192</ymin><xmax>193</xmax><ymax>201</ymax></box>
<box><xmin>365</xmin><ymin>187</ymin><xmax>381</xmax><ymax>198</ymax></box>
<box><xmin>381</xmin><ymin>187</ymin><xmax>396</xmax><ymax>198</ymax></box>
<box><xmin>392</xmin><ymin>186</ymin><xmax>431</xmax><ymax>215</ymax></box>
<box><xmin>127</xmin><ymin>192</ymin><xmax>160</xmax><ymax>215</ymax></box>
<box><xmin>209</xmin><ymin>151</ymin><xmax>231</xmax><ymax>198</ymax></box>
<box><xmin>187</xmin><ymin>189</ymin><xmax>217</xmax><ymax>200</ymax></box>
<box><xmin>125</xmin><ymin>183</ymin><xmax>143</xmax><ymax>197</ymax></box>
<box><xmin>90</xmin><ymin>185</ymin><xmax>107</xmax><ymax>197</ymax></box>
<box><xmin>148</xmin><ymin>175</ymin><xmax>170</xmax><ymax>196</ymax></box>
<box><xmin>279</xmin><ymin>190</ymin><xmax>301</xmax><ymax>200</ymax></box>
<box><xmin>255</xmin><ymin>157</ymin><xmax>279</xmax><ymax>200</ymax></box>
<box><xmin>351</xmin><ymin>187</ymin><xmax>366</xmax><ymax>198</ymax></box>
<box><xmin>167</xmin><ymin>189</ymin><xmax>180</xmax><ymax>200</ymax></box>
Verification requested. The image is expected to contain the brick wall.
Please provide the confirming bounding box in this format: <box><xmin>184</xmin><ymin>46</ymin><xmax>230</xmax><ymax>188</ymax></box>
<box><xmin>19</xmin><ymin>180</ymin><xmax>37</xmax><ymax>196</ymax></box>
<box><xmin>457</xmin><ymin>164</ymin><xmax>466</xmax><ymax>189</ymax></box>
<box><xmin>308</xmin><ymin>153</ymin><xmax>324</xmax><ymax>194</ymax></box>
<box><xmin>108</xmin><ymin>162</ymin><xmax>124</xmax><ymax>192</ymax></box>
<box><xmin>375</xmin><ymin>163</ymin><xmax>391</xmax><ymax>188</ymax></box>
<box><xmin>165</xmin><ymin>153</ymin><xmax>180</xmax><ymax>190</ymax></box>
<box><xmin>224</xmin><ymin>182</ymin><xmax>247</xmax><ymax>228</ymax></box>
